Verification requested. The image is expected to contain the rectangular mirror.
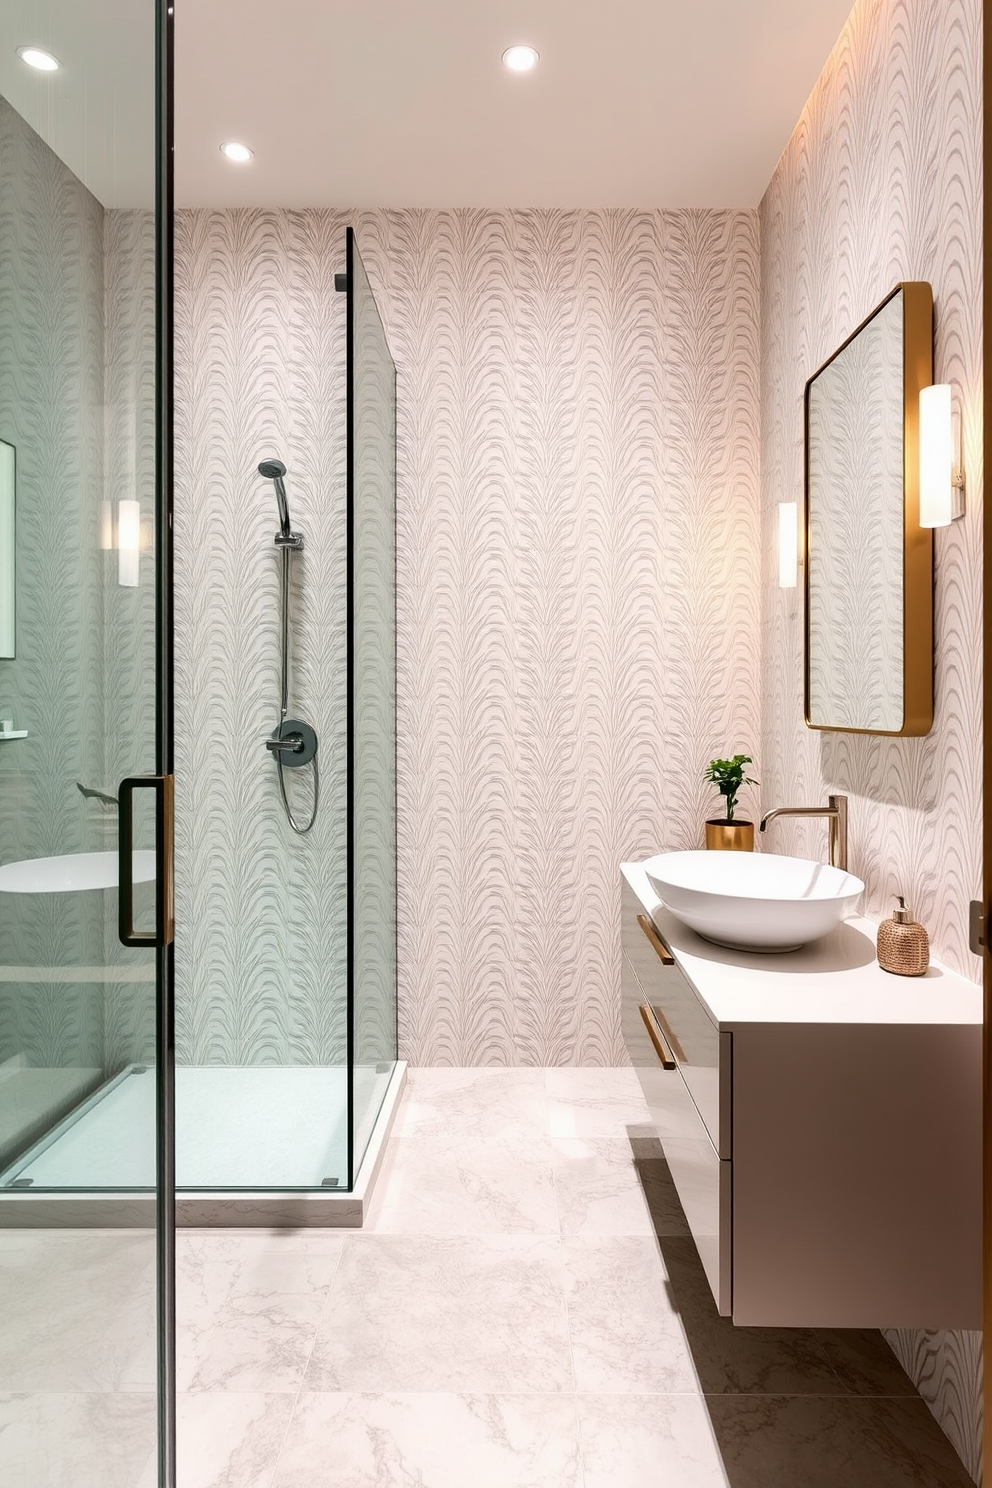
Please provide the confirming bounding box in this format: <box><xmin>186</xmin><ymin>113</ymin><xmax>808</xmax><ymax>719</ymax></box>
<box><xmin>804</xmin><ymin>282</ymin><xmax>933</xmax><ymax>735</ymax></box>
<box><xmin>0</xmin><ymin>438</ymin><xmax>13</xmax><ymax>658</ymax></box>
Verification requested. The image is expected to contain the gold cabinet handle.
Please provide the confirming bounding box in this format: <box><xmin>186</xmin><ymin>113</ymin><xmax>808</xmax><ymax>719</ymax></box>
<box><xmin>637</xmin><ymin>914</ymin><xmax>675</xmax><ymax>965</ymax></box>
<box><xmin>639</xmin><ymin>1003</ymin><xmax>676</xmax><ymax>1069</ymax></box>
<box><xmin>653</xmin><ymin>1004</ymin><xmax>686</xmax><ymax>1065</ymax></box>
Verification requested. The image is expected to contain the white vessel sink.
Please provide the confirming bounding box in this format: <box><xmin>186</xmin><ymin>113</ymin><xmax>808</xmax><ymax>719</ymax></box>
<box><xmin>644</xmin><ymin>850</ymin><xmax>864</xmax><ymax>952</ymax></box>
<box><xmin>0</xmin><ymin>850</ymin><xmax>156</xmax><ymax>894</ymax></box>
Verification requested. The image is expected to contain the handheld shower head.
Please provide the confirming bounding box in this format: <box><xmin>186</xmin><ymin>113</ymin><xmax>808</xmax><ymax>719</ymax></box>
<box><xmin>258</xmin><ymin>459</ymin><xmax>291</xmax><ymax>538</ymax></box>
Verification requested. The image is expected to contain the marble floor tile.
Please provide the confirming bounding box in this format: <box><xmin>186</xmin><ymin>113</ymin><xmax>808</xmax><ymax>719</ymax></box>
<box><xmin>816</xmin><ymin>1327</ymin><xmax>921</xmax><ymax>1397</ymax></box>
<box><xmin>181</xmin><ymin>1240</ymin><xmax>345</xmax><ymax>1392</ymax></box>
<box><xmin>396</xmin><ymin>1067</ymin><xmax>550</xmax><ymax>1139</ymax></box>
<box><xmin>545</xmin><ymin>1067</ymin><xmax>653</xmax><ymax>1139</ymax></box>
<box><xmin>561</xmin><ymin>1234</ymin><xmax>698</xmax><ymax>1394</ymax></box>
<box><xmin>305</xmin><ymin>1235</ymin><xmax>573</xmax><ymax>1393</ymax></box>
<box><xmin>367</xmin><ymin>1127</ymin><xmax>559</xmax><ymax>1235</ymax></box>
<box><xmin>703</xmin><ymin>1394</ymin><xmax>976</xmax><ymax>1487</ymax></box>
<box><xmin>658</xmin><ymin>1237</ymin><xmax>844</xmax><ymax>1395</ymax></box>
<box><xmin>552</xmin><ymin>1136</ymin><xmax>691</xmax><ymax>1237</ymax></box>
<box><xmin>577</xmin><ymin>1392</ymin><xmax>730</xmax><ymax>1488</ymax></box>
<box><xmin>0</xmin><ymin>1390</ymin><xmax>157</xmax><ymax>1488</ymax></box>
<box><xmin>272</xmin><ymin>1393</ymin><xmax>583</xmax><ymax>1488</ymax></box>
<box><xmin>162</xmin><ymin>1391</ymin><xmax>296</xmax><ymax>1488</ymax></box>
<box><xmin>0</xmin><ymin>1231</ymin><xmax>157</xmax><ymax>1392</ymax></box>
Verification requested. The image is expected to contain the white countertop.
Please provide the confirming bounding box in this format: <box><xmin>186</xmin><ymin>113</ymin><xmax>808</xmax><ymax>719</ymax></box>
<box><xmin>622</xmin><ymin>860</ymin><xmax>982</xmax><ymax>1030</ymax></box>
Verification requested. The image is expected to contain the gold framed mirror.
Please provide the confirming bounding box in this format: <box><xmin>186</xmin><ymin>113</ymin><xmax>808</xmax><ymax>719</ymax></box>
<box><xmin>804</xmin><ymin>281</ymin><xmax>934</xmax><ymax>736</ymax></box>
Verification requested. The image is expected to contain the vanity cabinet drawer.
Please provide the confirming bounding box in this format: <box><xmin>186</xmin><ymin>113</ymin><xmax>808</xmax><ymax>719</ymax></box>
<box><xmin>621</xmin><ymin>879</ymin><xmax>728</xmax><ymax>1156</ymax></box>
<box><xmin>622</xmin><ymin>948</ymin><xmax>731</xmax><ymax>1313</ymax></box>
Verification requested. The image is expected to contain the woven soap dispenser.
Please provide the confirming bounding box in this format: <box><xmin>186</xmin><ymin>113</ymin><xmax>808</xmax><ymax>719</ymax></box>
<box><xmin>877</xmin><ymin>896</ymin><xmax>929</xmax><ymax>977</ymax></box>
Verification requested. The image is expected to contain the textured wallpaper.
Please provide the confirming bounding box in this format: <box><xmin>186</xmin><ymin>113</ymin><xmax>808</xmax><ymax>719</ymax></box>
<box><xmin>758</xmin><ymin>0</ymin><xmax>983</xmax><ymax>1476</ymax></box>
<box><xmin>0</xmin><ymin>101</ymin><xmax>160</xmax><ymax>1158</ymax></box>
<box><xmin>174</xmin><ymin>209</ymin><xmax>350</xmax><ymax>1068</ymax></box>
<box><xmin>173</xmin><ymin>207</ymin><xmax>761</xmax><ymax>1069</ymax></box>
<box><xmin>0</xmin><ymin>94</ymin><xmax>108</xmax><ymax>1138</ymax></box>
<box><xmin>101</xmin><ymin>208</ymin><xmax>160</xmax><ymax>1073</ymax></box>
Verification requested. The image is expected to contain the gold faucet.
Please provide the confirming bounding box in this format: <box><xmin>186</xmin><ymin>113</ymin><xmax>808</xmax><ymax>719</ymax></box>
<box><xmin>758</xmin><ymin>794</ymin><xmax>848</xmax><ymax>872</ymax></box>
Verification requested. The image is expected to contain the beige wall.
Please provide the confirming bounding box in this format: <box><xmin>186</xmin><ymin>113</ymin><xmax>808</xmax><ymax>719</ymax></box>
<box><xmin>758</xmin><ymin>0</ymin><xmax>983</xmax><ymax>1475</ymax></box>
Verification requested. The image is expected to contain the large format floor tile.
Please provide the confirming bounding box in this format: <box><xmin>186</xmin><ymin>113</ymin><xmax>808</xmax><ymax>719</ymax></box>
<box><xmin>0</xmin><ymin>1231</ymin><xmax>157</xmax><ymax>1393</ymax></box>
<box><xmin>367</xmin><ymin>1127</ymin><xmax>559</xmax><ymax>1235</ymax></box>
<box><xmin>562</xmin><ymin>1234</ymin><xmax>698</xmax><ymax>1394</ymax></box>
<box><xmin>162</xmin><ymin>1066</ymin><xmax>973</xmax><ymax>1488</ymax></box>
<box><xmin>0</xmin><ymin>1391</ymin><xmax>157</xmax><ymax>1488</ymax></box>
<box><xmin>577</xmin><ymin>1392</ymin><xmax>730</xmax><ymax>1488</ymax></box>
<box><xmin>146</xmin><ymin>1392</ymin><xmax>297</xmax><ymax>1488</ymax></box>
<box><xmin>273</xmin><ymin>1393</ymin><xmax>583</xmax><ymax>1488</ymax></box>
<box><xmin>703</xmin><ymin>1394</ymin><xmax>976</xmax><ymax>1487</ymax></box>
<box><xmin>305</xmin><ymin>1235</ymin><xmax>574</xmax><ymax>1394</ymax></box>
<box><xmin>545</xmin><ymin>1067</ymin><xmax>652</xmax><ymax>1140</ymax></box>
<box><xmin>397</xmin><ymin>1068</ymin><xmax>550</xmax><ymax>1139</ymax></box>
<box><xmin>552</xmin><ymin>1136</ymin><xmax>690</xmax><ymax>1237</ymax></box>
<box><xmin>180</xmin><ymin>1237</ymin><xmax>344</xmax><ymax>1392</ymax></box>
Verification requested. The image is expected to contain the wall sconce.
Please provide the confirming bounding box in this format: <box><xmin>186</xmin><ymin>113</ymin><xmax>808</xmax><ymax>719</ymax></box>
<box><xmin>919</xmin><ymin>384</ymin><xmax>965</xmax><ymax>527</ymax></box>
<box><xmin>778</xmin><ymin>501</ymin><xmax>799</xmax><ymax>588</ymax></box>
<box><xmin>118</xmin><ymin>499</ymin><xmax>140</xmax><ymax>586</ymax></box>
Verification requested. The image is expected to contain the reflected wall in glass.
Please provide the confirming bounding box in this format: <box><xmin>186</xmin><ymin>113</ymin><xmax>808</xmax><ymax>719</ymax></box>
<box><xmin>0</xmin><ymin>0</ymin><xmax>168</xmax><ymax>1483</ymax></box>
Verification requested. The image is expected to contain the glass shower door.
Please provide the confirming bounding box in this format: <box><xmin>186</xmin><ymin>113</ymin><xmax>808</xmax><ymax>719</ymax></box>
<box><xmin>347</xmin><ymin>228</ymin><xmax>398</xmax><ymax>1180</ymax></box>
<box><xmin>0</xmin><ymin>1</ymin><xmax>174</xmax><ymax>1484</ymax></box>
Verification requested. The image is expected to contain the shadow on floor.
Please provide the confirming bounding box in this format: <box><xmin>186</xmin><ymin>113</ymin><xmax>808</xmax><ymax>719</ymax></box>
<box><xmin>630</xmin><ymin>1134</ymin><xmax>976</xmax><ymax>1488</ymax></box>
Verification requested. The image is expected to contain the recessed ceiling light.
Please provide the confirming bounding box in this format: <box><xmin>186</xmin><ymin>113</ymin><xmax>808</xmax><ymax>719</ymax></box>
<box><xmin>220</xmin><ymin>142</ymin><xmax>254</xmax><ymax>164</ymax></box>
<box><xmin>17</xmin><ymin>46</ymin><xmax>60</xmax><ymax>72</ymax></box>
<box><xmin>502</xmin><ymin>44</ymin><xmax>539</xmax><ymax>72</ymax></box>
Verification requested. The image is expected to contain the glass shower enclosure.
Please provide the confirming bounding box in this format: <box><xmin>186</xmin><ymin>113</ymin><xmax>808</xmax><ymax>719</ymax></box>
<box><xmin>0</xmin><ymin>220</ymin><xmax>400</xmax><ymax>1223</ymax></box>
<box><xmin>0</xmin><ymin>0</ymin><xmax>175</xmax><ymax>1483</ymax></box>
<box><xmin>166</xmin><ymin>225</ymin><xmax>399</xmax><ymax>1214</ymax></box>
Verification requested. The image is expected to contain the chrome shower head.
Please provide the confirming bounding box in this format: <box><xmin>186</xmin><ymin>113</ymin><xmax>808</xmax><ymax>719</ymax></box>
<box><xmin>257</xmin><ymin>459</ymin><xmax>291</xmax><ymax>538</ymax></box>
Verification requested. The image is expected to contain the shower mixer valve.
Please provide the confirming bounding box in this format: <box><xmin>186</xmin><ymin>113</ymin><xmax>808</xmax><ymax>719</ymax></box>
<box><xmin>265</xmin><ymin>734</ymin><xmax>304</xmax><ymax>755</ymax></box>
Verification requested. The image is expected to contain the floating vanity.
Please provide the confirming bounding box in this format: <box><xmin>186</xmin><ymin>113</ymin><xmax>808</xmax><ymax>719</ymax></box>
<box><xmin>621</xmin><ymin>862</ymin><xmax>981</xmax><ymax>1329</ymax></box>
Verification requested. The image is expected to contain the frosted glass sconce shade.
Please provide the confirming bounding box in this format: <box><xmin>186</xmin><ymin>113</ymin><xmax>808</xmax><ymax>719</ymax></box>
<box><xmin>919</xmin><ymin>383</ymin><xmax>964</xmax><ymax>527</ymax></box>
<box><xmin>118</xmin><ymin>499</ymin><xmax>140</xmax><ymax>586</ymax></box>
<box><xmin>778</xmin><ymin>501</ymin><xmax>798</xmax><ymax>588</ymax></box>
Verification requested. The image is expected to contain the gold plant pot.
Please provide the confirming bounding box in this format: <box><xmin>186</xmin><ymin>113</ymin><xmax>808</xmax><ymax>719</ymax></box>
<box><xmin>705</xmin><ymin>820</ymin><xmax>754</xmax><ymax>852</ymax></box>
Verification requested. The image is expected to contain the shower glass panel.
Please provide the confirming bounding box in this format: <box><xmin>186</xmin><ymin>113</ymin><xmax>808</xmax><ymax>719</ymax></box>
<box><xmin>0</xmin><ymin>1</ymin><xmax>174</xmax><ymax>1484</ymax></box>
<box><xmin>348</xmin><ymin>228</ymin><xmax>398</xmax><ymax>1177</ymax></box>
<box><xmin>171</xmin><ymin>224</ymin><xmax>396</xmax><ymax>1206</ymax></box>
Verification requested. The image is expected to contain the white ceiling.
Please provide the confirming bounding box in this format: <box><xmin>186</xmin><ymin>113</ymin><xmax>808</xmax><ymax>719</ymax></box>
<box><xmin>176</xmin><ymin>0</ymin><xmax>858</xmax><ymax>209</ymax></box>
<box><xmin>0</xmin><ymin>0</ymin><xmax>858</xmax><ymax>211</ymax></box>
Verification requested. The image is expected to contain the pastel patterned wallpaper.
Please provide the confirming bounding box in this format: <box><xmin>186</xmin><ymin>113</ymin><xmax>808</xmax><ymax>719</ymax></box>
<box><xmin>0</xmin><ymin>103</ymin><xmax>158</xmax><ymax>1161</ymax></box>
<box><xmin>758</xmin><ymin>0</ymin><xmax>983</xmax><ymax>1475</ymax></box>
<box><xmin>172</xmin><ymin>207</ymin><xmax>762</xmax><ymax>1069</ymax></box>
<box><xmin>0</xmin><ymin>95</ymin><xmax>108</xmax><ymax>1159</ymax></box>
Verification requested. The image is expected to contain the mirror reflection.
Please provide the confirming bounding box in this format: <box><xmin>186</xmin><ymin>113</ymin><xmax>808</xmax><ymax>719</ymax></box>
<box><xmin>804</xmin><ymin>283</ymin><xmax>933</xmax><ymax>736</ymax></box>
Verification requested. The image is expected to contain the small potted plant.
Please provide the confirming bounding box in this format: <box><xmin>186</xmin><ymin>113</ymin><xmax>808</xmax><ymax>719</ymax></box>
<box><xmin>703</xmin><ymin>754</ymin><xmax>758</xmax><ymax>851</ymax></box>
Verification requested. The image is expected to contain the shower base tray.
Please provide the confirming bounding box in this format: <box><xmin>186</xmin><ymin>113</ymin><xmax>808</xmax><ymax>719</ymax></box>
<box><xmin>0</xmin><ymin>1060</ymin><xmax>406</xmax><ymax>1228</ymax></box>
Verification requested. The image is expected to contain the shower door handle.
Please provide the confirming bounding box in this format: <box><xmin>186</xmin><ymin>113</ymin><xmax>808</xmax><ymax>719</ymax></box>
<box><xmin>118</xmin><ymin>774</ymin><xmax>175</xmax><ymax>948</ymax></box>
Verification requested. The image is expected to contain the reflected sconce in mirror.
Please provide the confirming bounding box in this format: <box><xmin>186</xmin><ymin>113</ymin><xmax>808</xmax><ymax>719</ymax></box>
<box><xmin>118</xmin><ymin>498</ymin><xmax>140</xmax><ymax>587</ymax></box>
<box><xmin>918</xmin><ymin>384</ymin><xmax>965</xmax><ymax>527</ymax></box>
<box><xmin>778</xmin><ymin>502</ymin><xmax>799</xmax><ymax>588</ymax></box>
<box><xmin>0</xmin><ymin>439</ymin><xmax>14</xmax><ymax>657</ymax></box>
